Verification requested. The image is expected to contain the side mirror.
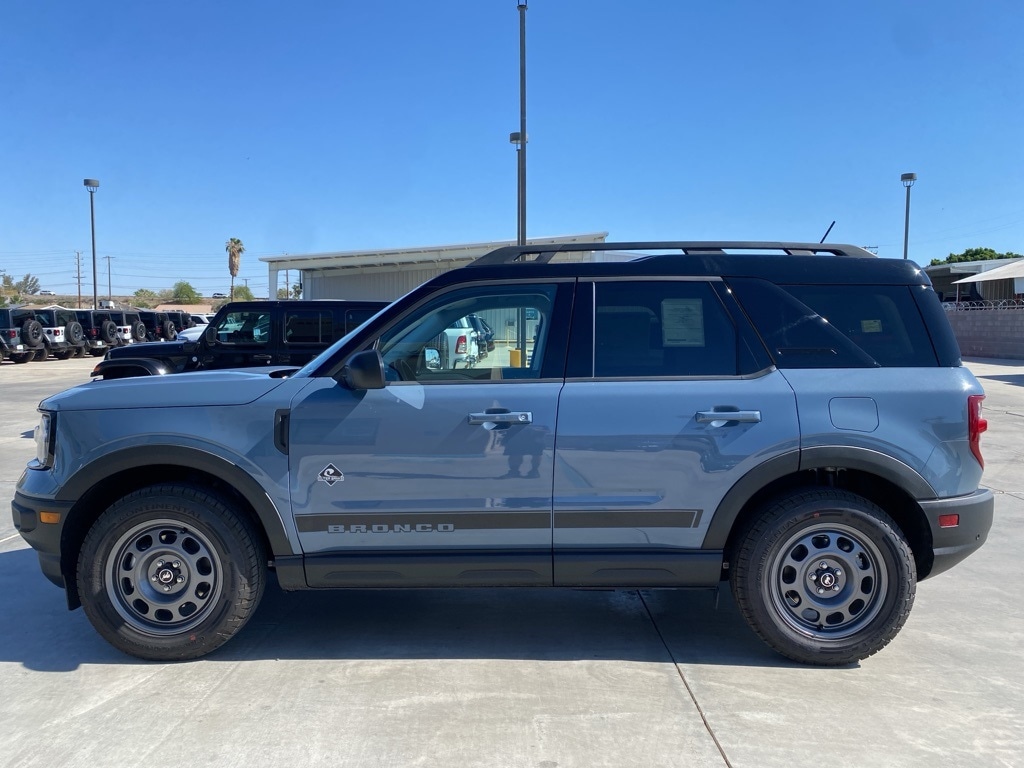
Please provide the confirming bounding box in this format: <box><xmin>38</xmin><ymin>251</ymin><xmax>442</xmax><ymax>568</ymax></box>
<box><xmin>336</xmin><ymin>349</ymin><xmax>386</xmax><ymax>390</ymax></box>
<box><xmin>204</xmin><ymin>325</ymin><xmax>218</xmax><ymax>344</ymax></box>
<box><xmin>424</xmin><ymin>347</ymin><xmax>441</xmax><ymax>370</ymax></box>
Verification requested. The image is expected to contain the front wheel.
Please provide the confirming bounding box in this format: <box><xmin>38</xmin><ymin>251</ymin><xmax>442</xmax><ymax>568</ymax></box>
<box><xmin>77</xmin><ymin>484</ymin><xmax>266</xmax><ymax>661</ymax></box>
<box><xmin>731</xmin><ymin>489</ymin><xmax>915</xmax><ymax>665</ymax></box>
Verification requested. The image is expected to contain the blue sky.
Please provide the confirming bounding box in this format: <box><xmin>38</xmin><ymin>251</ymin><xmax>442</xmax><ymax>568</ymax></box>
<box><xmin>2</xmin><ymin>0</ymin><xmax>1022</xmax><ymax>298</ymax></box>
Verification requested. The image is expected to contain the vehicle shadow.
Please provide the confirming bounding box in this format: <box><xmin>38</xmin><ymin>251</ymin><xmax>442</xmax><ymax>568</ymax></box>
<box><xmin>0</xmin><ymin>548</ymin><xmax>810</xmax><ymax>672</ymax></box>
<box><xmin>976</xmin><ymin>374</ymin><xmax>1024</xmax><ymax>387</ymax></box>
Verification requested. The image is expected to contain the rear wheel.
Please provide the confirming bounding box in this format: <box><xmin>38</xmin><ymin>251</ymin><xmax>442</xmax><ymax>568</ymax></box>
<box><xmin>731</xmin><ymin>489</ymin><xmax>915</xmax><ymax>665</ymax></box>
<box><xmin>9</xmin><ymin>352</ymin><xmax>32</xmax><ymax>364</ymax></box>
<box><xmin>77</xmin><ymin>484</ymin><xmax>266</xmax><ymax>661</ymax></box>
<box><xmin>32</xmin><ymin>347</ymin><xmax>48</xmax><ymax>361</ymax></box>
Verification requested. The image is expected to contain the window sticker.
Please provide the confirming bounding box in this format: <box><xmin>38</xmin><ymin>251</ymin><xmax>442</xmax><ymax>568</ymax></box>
<box><xmin>661</xmin><ymin>298</ymin><xmax>705</xmax><ymax>347</ymax></box>
<box><xmin>861</xmin><ymin>319</ymin><xmax>883</xmax><ymax>333</ymax></box>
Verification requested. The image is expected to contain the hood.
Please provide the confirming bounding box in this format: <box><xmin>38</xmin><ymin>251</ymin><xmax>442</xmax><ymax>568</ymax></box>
<box><xmin>42</xmin><ymin>368</ymin><xmax>292</xmax><ymax>411</ymax></box>
<box><xmin>106</xmin><ymin>339</ymin><xmax>195</xmax><ymax>358</ymax></box>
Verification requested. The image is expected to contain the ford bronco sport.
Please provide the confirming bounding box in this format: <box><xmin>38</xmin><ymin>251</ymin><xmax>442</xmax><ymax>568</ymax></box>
<box><xmin>13</xmin><ymin>242</ymin><xmax>992</xmax><ymax>664</ymax></box>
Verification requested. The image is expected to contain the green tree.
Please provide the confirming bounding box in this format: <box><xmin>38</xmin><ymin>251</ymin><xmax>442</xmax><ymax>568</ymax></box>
<box><xmin>276</xmin><ymin>282</ymin><xmax>302</xmax><ymax>299</ymax></box>
<box><xmin>133</xmin><ymin>288</ymin><xmax>158</xmax><ymax>308</ymax></box>
<box><xmin>232</xmin><ymin>285</ymin><xmax>255</xmax><ymax>302</ymax></box>
<box><xmin>14</xmin><ymin>274</ymin><xmax>40</xmax><ymax>294</ymax></box>
<box><xmin>172</xmin><ymin>281</ymin><xmax>201</xmax><ymax>303</ymax></box>
<box><xmin>930</xmin><ymin>247</ymin><xmax>1024</xmax><ymax>267</ymax></box>
<box><xmin>226</xmin><ymin>237</ymin><xmax>245</xmax><ymax>300</ymax></box>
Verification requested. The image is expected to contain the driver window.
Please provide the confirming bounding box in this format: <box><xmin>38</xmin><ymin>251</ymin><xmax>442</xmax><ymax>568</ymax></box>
<box><xmin>216</xmin><ymin>311</ymin><xmax>270</xmax><ymax>345</ymax></box>
<box><xmin>378</xmin><ymin>285</ymin><xmax>558</xmax><ymax>383</ymax></box>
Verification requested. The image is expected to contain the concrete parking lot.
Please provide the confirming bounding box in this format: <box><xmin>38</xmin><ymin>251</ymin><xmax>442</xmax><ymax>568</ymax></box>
<box><xmin>1</xmin><ymin>356</ymin><xmax>1022</xmax><ymax>767</ymax></box>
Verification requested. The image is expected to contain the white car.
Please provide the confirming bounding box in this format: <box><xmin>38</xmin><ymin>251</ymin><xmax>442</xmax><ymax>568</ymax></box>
<box><xmin>177</xmin><ymin>325</ymin><xmax>205</xmax><ymax>341</ymax></box>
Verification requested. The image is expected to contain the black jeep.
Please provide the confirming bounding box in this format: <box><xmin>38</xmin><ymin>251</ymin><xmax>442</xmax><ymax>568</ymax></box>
<box><xmin>94</xmin><ymin>299</ymin><xmax>387</xmax><ymax>378</ymax></box>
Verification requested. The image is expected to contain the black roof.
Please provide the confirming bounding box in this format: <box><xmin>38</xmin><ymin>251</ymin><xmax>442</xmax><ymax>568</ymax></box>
<box><xmin>446</xmin><ymin>241</ymin><xmax>930</xmax><ymax>286</ymax></box>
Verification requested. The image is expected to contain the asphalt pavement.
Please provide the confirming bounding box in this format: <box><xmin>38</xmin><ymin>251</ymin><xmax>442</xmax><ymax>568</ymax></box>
<box><xmin>1</xmin><ymin>356</ymin><xmax>1021</xmax><ymax>767</ymax></box>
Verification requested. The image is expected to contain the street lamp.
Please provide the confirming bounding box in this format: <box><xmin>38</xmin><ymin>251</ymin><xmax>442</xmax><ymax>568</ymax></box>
<box><xmin>83</xmin><ymin>179</ymin><xmax>100</xmax><ymax>308</ymax></box>
<box><xmin>514</xmin><ymin>1</ymin><xmax>527</xmax><ymax>246</ymax></box>
<box><xmin>901</xmin><ymin>172</ymin><xmax>916</xmax><ymax>260</ymax></box>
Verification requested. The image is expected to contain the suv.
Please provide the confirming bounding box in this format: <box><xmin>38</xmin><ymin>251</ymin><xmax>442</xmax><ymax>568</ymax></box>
<box><xmin>109</xmin><ymin>310</ymin><xmax>147</xmax><ymax>345</ymax></box>
<box><xmin>75</xmin><ymin>310</ymin><xmax>122</xmax><ymax>356</ymax></box>
<box><xmin>93</xmin><ymin>299</ymin><xmax>386</xmax><ymax>378</ymax></box>
<box><xmin>13</xmin><ymin>242</ymin><xmax>993</xmax><ymax>664</ymax></box>
<box><xmin>0</xmin><ymin>306</ymin><xmax>47</xmax><ymax>362</ymax></box>
<box><xmin>135</xmin><ymin>310</ymin><xmax>177</xmax><ymax>342</ymax></box>
<box><xmin>34</xmin><ymin>307</ymin><xmax>87</xmax><ymax>359</ymax></box>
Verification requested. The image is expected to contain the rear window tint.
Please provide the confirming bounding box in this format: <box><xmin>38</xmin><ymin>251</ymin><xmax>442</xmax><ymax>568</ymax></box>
<box><xmin>729</xmin><ymin>278</ymin><xmax>937</xmax><ymax>368</ymax></box>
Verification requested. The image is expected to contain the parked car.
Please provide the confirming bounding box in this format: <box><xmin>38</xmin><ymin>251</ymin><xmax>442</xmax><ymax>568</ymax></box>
<box><xmin>0</xmin><ymin>306</ymin><xmax>47</xmax><ymax>362</ymax></box>
<box><xmin>431</xmin><ymin>315</ymin><xmax>481</xmax><ymax>369</ymax></box>
<box><xmin>34</xmin><ymin>307</ymin><xmax>87</xmax><ymax>359</ymax></box>
<box><xmin>467</xmin><ymin>313</ymin><xmax>495</xmax><ymax>353</ymax></box>
<box><xmin>74</xmin><ymin>310</ymin><xmax>121</xmax><ymax>356</ymax></box>
<box><xmin>93</xmin><ymin>299</ymin><xmax>387</xmax><ymax>378</ymax></box>
<box><xmin>14</xmin><ymin>241</ymin><xmax>992</xmax><ymax>666</ymax></box>
<box><xmin>134</xmin><ymin>310</ymin><xmax>177</xmax><ymax>342</ymax></box>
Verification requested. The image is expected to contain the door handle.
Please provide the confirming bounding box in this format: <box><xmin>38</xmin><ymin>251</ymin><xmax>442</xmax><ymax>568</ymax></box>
<box><xmin>467</xmin><ymin>411</ymin><xmax>533</xmax><ymax>426</ymax></box>
<box><xmin>696</xmin><ymin>409</ymin><xmax>761</xmax><ymax>425</ymax></box>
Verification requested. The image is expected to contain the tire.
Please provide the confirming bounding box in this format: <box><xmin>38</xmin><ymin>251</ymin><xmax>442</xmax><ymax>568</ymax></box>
<box><xmin>77</xmin><ymin>484</ymin><xmax>266</xmax><ymax>661</ymax></box>
<box><xmin>730</xmin><ymin>489</ymin><xmax>915</xmax><ymax>666</ymax></box>
<box><xmin>132</xmin><ymin>321</ymin><xmax>147</xmax><ymax>342</ymax></box>
<box><xmin>100</xmin><ymin>320</ymin><xmax>119</xmax><ymax>345</ymax></box>
<box><xmin>20</xmin><ymin>319</ymin><xmax>43</xmax><ymax>348</ymax></box>
<box><xmin>10</xmin><ymin>352</ymin><xmax>32</xmax><ymax>364</ymax></box>
<box><xmin>33</xmin><ymin>347</ymin><xmax>49</xmax><ymax>361</ymax></box>
<box><xmin>65</xmin><ymin>321</ymin><xmax>85</xmax><ymax>346</ymax></box>
<box><xmin>53</xmin><ymin>350</ymin><xmax>73</xmax><ymax>360</ymax></box>
<box><xmin>162</xmin><ymin>320</ymin><xmax>177</xmax><ymax>340</ymax></box>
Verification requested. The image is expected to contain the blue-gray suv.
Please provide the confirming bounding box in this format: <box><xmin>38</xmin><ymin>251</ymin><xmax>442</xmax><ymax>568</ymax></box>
<box><xmin>12</xmin><ymin>242</ymin><xmax>993</xmax><ymax>664</ymax></box>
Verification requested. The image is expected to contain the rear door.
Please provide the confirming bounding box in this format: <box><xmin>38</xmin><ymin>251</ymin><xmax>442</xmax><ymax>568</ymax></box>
<box><xmin>553</xmin><ymin>278</ymin><xmax>800</xmax><ymax>586</ymax></box>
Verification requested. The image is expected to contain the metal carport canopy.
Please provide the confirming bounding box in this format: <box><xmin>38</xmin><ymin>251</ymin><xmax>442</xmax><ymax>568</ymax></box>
<box><xmin>953</xmin><ymin>259</ymin><xmax>1024</xmax><ymax>284</ymax></box>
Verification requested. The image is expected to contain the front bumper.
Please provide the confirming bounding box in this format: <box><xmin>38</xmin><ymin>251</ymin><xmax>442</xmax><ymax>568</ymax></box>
<box><xmin>11</xmin><ymin>491</ymin><xmax>73</xmax><ymax>591</ymax></box>
<box><xmin>918</xmin><ymin>488</ymin><xmax>994</xmax><ymax>578</ymax></box>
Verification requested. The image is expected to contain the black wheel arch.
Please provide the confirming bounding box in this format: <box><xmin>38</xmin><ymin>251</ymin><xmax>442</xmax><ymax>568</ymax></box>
<box><xmin>705</xmin><ymin>447</ymin><xmax>936</xmax><ymax>580</ymax></box>
<box><xmin>56</xmin><ymin>446</ymin><xmax>295</xmax><ymax>608</ymax></box>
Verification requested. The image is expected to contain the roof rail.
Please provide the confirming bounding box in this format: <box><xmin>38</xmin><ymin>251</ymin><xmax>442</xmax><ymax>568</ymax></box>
<box><xmin>467</xmin><ymin>241</ymin><xmax>877</xmax><ymax>267</ymax></box>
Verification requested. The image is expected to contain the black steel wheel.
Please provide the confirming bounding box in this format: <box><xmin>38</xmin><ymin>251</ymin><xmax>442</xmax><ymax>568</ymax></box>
<box><xmin>731</xmin><ymin>489</ymin><xmax>915</xmax><ymax>665</ymax></box>
<box><xmin>77</xmin><ymin>484</ymin><xmax>266</xmax><ymax>661</ymax></box>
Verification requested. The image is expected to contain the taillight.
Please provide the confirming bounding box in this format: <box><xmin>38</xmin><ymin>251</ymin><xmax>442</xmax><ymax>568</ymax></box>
<box><xmin>455</xmin><ymin>335</ymin><xmax>467</xmax><ymax>354</ymax></box>
<box><xmin>968</xmin><ymin>394</ymin><xmax>988</xmax><ymax>468</ymax></box>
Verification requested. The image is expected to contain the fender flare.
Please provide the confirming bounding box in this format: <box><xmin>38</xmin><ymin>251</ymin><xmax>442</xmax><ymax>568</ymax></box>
<box><xmin>91</xmin><ymin>357</ymin><xmax>174</xmax><ymax>378</ymax></box>
<box><xmin>701</xmin><ymin>447</ymin><xmax>934</xmax><ymax>550</ymax></box>
<box><xmin>56</xmin><ymin>444</ymin><xmax>294</xmax><ymax>557</ymax></box>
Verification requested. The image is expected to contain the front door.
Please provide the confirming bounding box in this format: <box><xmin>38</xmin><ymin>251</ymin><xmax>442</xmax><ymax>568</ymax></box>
<box><xmin>288</xmin><ymin>281</ymin><xmax>572</xmax><ymax>587</ymax></box>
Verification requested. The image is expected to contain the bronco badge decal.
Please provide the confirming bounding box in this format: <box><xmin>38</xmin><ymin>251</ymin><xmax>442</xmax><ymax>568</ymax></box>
<box><xmin>317</xmin><ymin>464</ymin><xmax>344</xmax><ymax>486</ymax></box>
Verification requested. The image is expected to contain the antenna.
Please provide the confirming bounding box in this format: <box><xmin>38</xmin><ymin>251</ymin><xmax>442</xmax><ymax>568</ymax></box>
<box><xmin>820</xmin><ymin>221</ymin><xmax>836</xmax><ymax>243</ymax></box>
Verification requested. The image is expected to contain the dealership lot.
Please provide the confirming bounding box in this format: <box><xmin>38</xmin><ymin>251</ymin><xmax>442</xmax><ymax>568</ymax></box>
<box><xmin>1</xmin><ymin>357</ymin><xmax>1022</xmax><ymax>767</ymax></box>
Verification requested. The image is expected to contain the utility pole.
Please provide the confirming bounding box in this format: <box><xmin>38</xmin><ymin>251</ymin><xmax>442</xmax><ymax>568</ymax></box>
<box><xmin>104</xmin><ymin>255</ymin><xmax>115</xmax><ymax>301</ymax></box>
<box><xmin>75</xmin><ymin>251</ymin><xmax>83</xmax><ymax>308</ymax></box>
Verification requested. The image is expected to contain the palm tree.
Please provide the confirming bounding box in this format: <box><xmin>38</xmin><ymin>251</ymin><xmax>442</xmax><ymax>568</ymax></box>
<box><xmin>225</xmin><ymin>238</ymin><xmax>245</xmax><ymax>300</ymax></box>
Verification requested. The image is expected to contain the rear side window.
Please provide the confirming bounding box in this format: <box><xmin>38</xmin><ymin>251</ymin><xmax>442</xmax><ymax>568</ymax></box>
<box><xmin>593</xmin><ymin>280</ymin><xmax>741</xmax><ymax>377</ymax></box>
<box><xmin>729</xmin><ymin>278</ymin><xmax>937</xmax><ymax>368</ymax></box>
<box><xmin>285</xmin><ymin>310</ymin><xmax>334</xmax><ymax>344</ymax></box>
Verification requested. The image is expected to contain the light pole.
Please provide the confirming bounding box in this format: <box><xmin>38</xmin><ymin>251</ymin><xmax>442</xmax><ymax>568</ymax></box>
<box><xmin>83</xmin><ymin>179</ymin><xmax>100</xmax><ymax>308</ymax></box>
<box><xmin>901</xmin><ymin>172</ymin><xmax>916</xmax><ymax>260</ymax></box>
<box><xmin>515</xmin><ymin>1</ymin><xmax>527</xmax><ymax>246</ymax></box>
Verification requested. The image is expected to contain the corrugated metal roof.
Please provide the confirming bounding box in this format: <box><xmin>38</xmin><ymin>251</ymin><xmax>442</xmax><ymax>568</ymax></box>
<box><xmin>953</xmin><ymin>258</ymin><xmax>1024</xmax><ymax>284</ymax></box>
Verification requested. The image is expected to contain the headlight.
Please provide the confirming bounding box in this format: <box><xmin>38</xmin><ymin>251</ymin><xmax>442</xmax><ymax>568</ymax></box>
<box><xmin>34</xmin><ymin>411</ymin><xmax>55</xmax><ymax>468</ymax></box>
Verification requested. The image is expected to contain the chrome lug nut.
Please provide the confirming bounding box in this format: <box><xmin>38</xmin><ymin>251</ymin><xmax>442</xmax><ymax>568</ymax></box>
<box><xmin>151</xmin><ymin>576</ymin><xmax>157</xmax><ymax>582</ymax></box>
<box><xmin>819</xmin><ymin>562</ymin><xmax>827</xmax><ymax>569</ymax></box>
<box><xmin>176</xmin><ymin>576</ymin><xmax>184</xmax><ymax>583</ymax></box>
<box><xmin>834</xmin><ymin>569</ymin><xmax>842</xmax><ymax>577</ymax></box>
<box><xmin>172</xmin><ymin>561</ymin><xmax>180</xmax><ymax>568</ymax></box>
<box><xmin>817</xmin><ymin>588</ymin><xmax>825</xmax><ymax>594</ymax></box>
<box><xmin>163</xmin><ymin>586</ymin><xmax>171</xmax><ymax>592</ymax></box>
<box><xmin>156</xmin><ymin>560</ymin><xmax>164</xmax><ymax>568</ymax></box>
<box><xmin>809</xmin><ymin>573</ymin><xmax>817</xmax><ymax>581</ymax></box>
